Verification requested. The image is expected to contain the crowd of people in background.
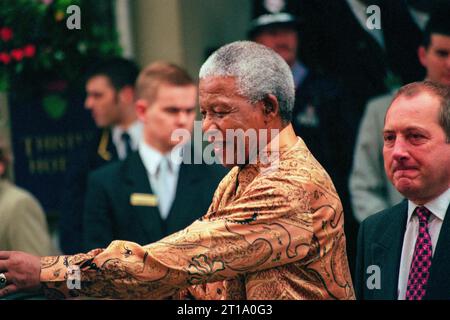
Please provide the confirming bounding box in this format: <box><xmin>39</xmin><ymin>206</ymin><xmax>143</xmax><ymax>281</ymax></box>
<box><xmin>1</xmin><ymin>0</ymin><xmax>449</xmax><ymax>300</ymax></box>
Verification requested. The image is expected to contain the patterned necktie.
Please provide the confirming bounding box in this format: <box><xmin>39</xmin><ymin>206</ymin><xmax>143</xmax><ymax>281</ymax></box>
<box><xmin>121</xmin><ymin>132</ymin><xmax>133</xmax><ymax>158</ymax></box>
<box><xmin>405</xmin><ymin>206</ymin><xmax>433</xmax><ymax>300</ymax></box>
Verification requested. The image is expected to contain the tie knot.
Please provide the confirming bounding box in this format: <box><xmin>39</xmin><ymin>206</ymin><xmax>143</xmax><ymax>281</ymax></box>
<box><xmin>121</xmin><ymin>132</ymin><xmax>133</xmax><ymax>158</ymax></box>
<box><xmin>158</xmin><ymin>156</ymin><xmax>172</xmax><ymax>174</ymax></box>
<box><xmin>415</xmin><ymin>206</ymin><xmax>432</xmax><ymax>223</ymax></box>
<box><xmin>121</xmin><ymin>132</ymin><xmax>131</xmax><ymax>143</ymax></box>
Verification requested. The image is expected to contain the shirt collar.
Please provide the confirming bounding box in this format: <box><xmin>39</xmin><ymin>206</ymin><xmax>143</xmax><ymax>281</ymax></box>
<box><xmin>138</xmin><ymin>141</ymin><xmax>184</xmax><ymax>176</ymax></box>
<box><xmin>407</xmin><ymin>188</ymin><xmax>450</xmax><ymax>222</ymax></box>
<box><xmin>242</xmin><ymin>124</ymin><xmax>301</xmax><ymax>173</ymax></box>
<box><xmin>112</xmin><ymin>121</ymin><xmax>143</xmax><ymax>149</ymax></box>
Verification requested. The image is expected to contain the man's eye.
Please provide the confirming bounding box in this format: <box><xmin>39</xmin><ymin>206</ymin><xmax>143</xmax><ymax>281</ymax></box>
<box><xmin>410</xmin><ymin>134</ymin><xmax>424</xmax><ymax>141</ymax></box>
<box><xmin>436</xmin><ymin>50</ymin><xmax>449</xmax><ymax>58</ymax></box>
<box><xmin>214</xmin><ymin>111</ymin><xmax>228</xmax><ymax>118</ymax></box>
<box><xmin>383</xmin><ymin>135</ymin><xmax>394</xmax><ymax>142</ymax></box>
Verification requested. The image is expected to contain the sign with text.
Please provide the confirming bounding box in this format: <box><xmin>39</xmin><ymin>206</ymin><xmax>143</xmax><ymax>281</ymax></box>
<box><xmin>8</xmin><ymin>86</ymin><xmax>96</xmax><ymax>218</ymax></box>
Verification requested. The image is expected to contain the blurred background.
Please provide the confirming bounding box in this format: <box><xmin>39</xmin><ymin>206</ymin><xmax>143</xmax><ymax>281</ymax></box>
<box><xmin>0</xmin><ymin>0</ymin><xmax>252</xmax><ymax>229</ymax></box>
<box><xmin>1</xmin><ymin>0</ymin><xmax>449</xmax><ymax>280</ymax></box>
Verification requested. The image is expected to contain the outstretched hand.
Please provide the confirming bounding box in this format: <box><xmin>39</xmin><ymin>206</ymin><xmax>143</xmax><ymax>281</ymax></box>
<box><xmin>0</xmin><ymin>251</ymin><xmax>41</xmax><ymax>298</ymax></box>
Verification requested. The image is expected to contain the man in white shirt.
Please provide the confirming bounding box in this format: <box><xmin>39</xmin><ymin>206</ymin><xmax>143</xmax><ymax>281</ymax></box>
<box><xmin>84</xmin><ymin>58</ymin><xmax>143</xmax><ymax>160</ymax></box>
<box><xmin>350</xmin><ymin>9</ymin><xmax>450</xmax><ymax>222</ymax></box>
<box><xmin>355</xmin><ymin>80</ymin><xmax>450</xmax><ymax>300</ymax></box>
<box><xmin>59</xmin><ymin>58</ymin><xmax>142</xmax><ymax>254</ymax></box>
<box><xmin>82</xmin><ymin>62</ymin><xmax>226</xmax><ymax>251</ymax></box>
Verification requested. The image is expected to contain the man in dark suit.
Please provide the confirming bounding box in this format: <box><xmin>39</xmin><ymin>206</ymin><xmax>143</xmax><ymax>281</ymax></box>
<box><xmin>350</xmin><ymin>8</ymin><xmax>450</xmax><ymax>222</ymax></box>
<box><xmin>83</xmin><ymin>62</ymin><xmax>227</xmax><ymax>250</ymax></box>
<box><xmin>355</xmin><ymin>81</ymin><xmax>450</xmax><ymax>300</ymax></box>
<box><xmin>59</xmin><ymin>58</ymin><xmax>141</xmax><ymax>254</ymax></box>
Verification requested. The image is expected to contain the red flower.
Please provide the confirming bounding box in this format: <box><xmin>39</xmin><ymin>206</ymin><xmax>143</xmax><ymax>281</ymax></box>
<box><xmin>23</xmin><ymin>44</ymin><xmax>36</xmax><ymax>58</ymax></box>
<box><xmin>10</xmin><ymin>48</ymin><xmax>24</xmax><ymax>61</ymax></box>
<box><xmin>0</xmin><ymin>27</ymin><xmax>13</xmax><ymax>42</ymax></box>
<box><xmin>0</xmin><ymin>52</ymin><xmax>11</xmax><ymax>64</ymax></box>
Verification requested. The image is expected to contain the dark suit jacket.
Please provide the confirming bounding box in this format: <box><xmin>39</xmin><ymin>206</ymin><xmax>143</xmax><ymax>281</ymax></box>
<box><xmin>293</xmin><ymin>1</ymin><xmax>424</xmax><ymax>277</ymax></box>
<box><xmin>297</xmin><ymin>0</ymin><xmax>424</xmax><ymax>101</ymax></box>
<box><xmin>355</xmin><ymin>200</ymin><xmax>450</xmax><ymax>300</ymax></box>
<box><xmin>83</xmin><ymin>151</ymin><xmax>227</xmax><ymax>250</ymax></box>
<box><xmin>59</xmin><ymin>129</ymin><xmax>118</xmax><ymax>254</ymax></box>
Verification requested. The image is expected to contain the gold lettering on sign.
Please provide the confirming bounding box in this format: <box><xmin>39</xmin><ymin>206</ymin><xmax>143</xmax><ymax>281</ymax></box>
<box><xmin>22</xmin><ymin>131</ymin><xmax>94</xmax><ymax>175</ymax></box>
<box><xmin>28</xmin><ymin>156</ymin><xmax>67</xmax><ymax>174</ymax></box>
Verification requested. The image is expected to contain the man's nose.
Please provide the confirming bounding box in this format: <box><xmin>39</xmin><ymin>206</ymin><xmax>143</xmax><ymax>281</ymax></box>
<box><xmin>202</xmin><ymin>116</ymin><xmax>222</xmax><ymax>140</ymax></box>
<box><xmin>84</xmin><ymin>97</ymin><xmax>93</xmax><ymax>109</ymax></box>
<box><xmin>391</xmin><ymin>138</ymin><xmax>410</xmax><ymax>161</ymax></box>
<box><xmin>202</xmin><ymin>115</ymin><xmax>215</xmax><ymax>133</ymax></box>
<box><xmin>177</xmin><ymin>111</ymin><xmax>191</xmax><ymax>126</ymax></box>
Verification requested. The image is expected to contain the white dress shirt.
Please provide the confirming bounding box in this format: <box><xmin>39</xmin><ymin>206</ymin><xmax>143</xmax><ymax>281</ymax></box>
<box><xmin>397</xmin><ymin>188</ymin><xmax>450</xmax><ymax>299</ymax></box>
<box><xmin>138</xmin><ymin>142</ymin><xmax>183</xmax><ymax>220</ymax></box>
<box><xmin>112</xmin><ymin>121</ymin><xmax>143</xmax><ymax>160</ymax></box>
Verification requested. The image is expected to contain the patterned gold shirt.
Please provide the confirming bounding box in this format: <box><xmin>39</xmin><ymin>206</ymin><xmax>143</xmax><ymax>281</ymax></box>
<box><xmin>40</xmin><ymin>128</ymin><xmax>355</xmax><ymax>300</ymax></box>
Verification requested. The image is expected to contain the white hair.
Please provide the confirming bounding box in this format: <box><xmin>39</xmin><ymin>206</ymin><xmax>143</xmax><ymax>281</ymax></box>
<box><xmin>199</xmin><ymin>41</ymin><xmax>295</xmax><ymax>122</ymax></box>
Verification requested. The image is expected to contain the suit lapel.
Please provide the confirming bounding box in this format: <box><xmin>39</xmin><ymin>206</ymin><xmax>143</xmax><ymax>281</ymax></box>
<box><xmin>426</xmin><ymin>204</ymin><xmax>450</xmax><ymax>299</ymax></box>
<box><xmin>372</xmin><ymin>201</ymin><xmax>407</xmax><ymax>299</ymax></box>
<box><xmin>167</xmin><ymin>163</ymin><xmax>202</xmax><ymax>223</ymax></box>
<box><xmin>122</xmin><ymin>152</ymin><xmax>165</xmax><ymax>241</ymax></box>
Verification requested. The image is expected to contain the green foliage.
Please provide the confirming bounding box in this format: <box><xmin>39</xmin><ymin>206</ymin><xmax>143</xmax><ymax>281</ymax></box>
<box><xmin>0</xmin><ymin>0</ymin><xmax>122</xmax><ymax>92</ymax></box>
<box><xmin>42</xmin><ymin>93</ymin><xmax>67</xmax><ymax>119</ymax></box>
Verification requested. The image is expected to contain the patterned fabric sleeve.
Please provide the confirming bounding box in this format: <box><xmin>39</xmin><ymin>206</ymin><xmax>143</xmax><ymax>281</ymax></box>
<box><xmin>40</xmin><ymin>173</ymin><xmax>314</xmax><ymax>299</ymax></box>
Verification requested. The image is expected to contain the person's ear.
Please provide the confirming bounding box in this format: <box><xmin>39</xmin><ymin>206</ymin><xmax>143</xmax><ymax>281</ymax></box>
<box><xmin>261</xmin><ymin>94</ymin><xmax>280</xmax><ymax>119</ymax></box>
<box><xmin>418</xmin><ymin>46</ymin><xmax>428</xmax><ymax>68</ymax></box>
<box><xmin>135</xmin><ymin>99</ymin><xmax>149</xmax><ymax>122</ymax></box>
<box><xmin>118</xmin><ymin>86</ymin><xmax>135</xmax><ymax>105</ymax></box>
<box><xmin>0</xmin><ymin>162</ymin><xmax>5</xmax><ymax>178</ymax></box>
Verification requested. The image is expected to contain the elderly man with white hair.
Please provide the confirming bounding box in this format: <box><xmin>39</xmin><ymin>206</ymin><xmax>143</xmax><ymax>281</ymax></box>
<box><xmin>0</xmin><ymin>41</ymin><xmax>354</xmax><ymax>300</ymax></box>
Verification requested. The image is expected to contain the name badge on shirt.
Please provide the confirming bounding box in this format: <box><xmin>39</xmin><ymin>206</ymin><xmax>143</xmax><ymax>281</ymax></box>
<box><xmin>130</xmin><ymin>193</ymin><xmax>158</xmax><ymax>207</ymax></box>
